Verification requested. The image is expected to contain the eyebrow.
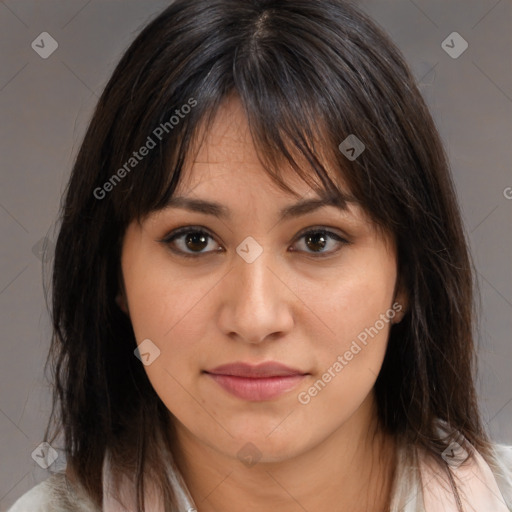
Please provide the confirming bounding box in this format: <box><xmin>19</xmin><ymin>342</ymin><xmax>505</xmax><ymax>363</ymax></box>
<box><xmin>163</xmin><ymin>193</ymin><xmax>356</xmax><ymax>221</ymax></box>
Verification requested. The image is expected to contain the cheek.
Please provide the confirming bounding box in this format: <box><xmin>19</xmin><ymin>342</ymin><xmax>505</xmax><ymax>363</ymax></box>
<box><xmin>122</xmin><ymin>271</ymin><xmax>211</xmax><ymax>422</ymax></box>
<box><xmin>122</xmin><ymin>251</ymin><xmax>223</xmax><ymax>408</ymax></box>
<box><xmin>296</xmin><ymin>247</ymin><xmax>396</xmax><ymax>399</ymax></box>
<box><xmin>121</xmin><ymin>234</ymin><xmax>213</xmax><ymax>344</ymax></box>
<box><xmin>125</xmin><ymin>270</ymin><xmax>211</xmax><ymax>357</ymax></box>
<box><xmin>302</xmin><ymin>245</ymin><xmax>397</xmax><ymax>346</ymax></box>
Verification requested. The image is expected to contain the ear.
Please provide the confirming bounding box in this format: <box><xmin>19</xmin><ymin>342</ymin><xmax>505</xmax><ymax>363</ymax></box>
<box><xmin>391</xmin><ymin>272</ymin><xmax>408</xmax><ymax>324</ymax></box>
<box><xmin>115</xmin><ymin>290</ymin><xmax>129</xmax><ymax>315</ymax></box>
<box><xmin>116</xmin><ymin>265</ymin><xmax>129</xmax><ymax>315</ymax></box>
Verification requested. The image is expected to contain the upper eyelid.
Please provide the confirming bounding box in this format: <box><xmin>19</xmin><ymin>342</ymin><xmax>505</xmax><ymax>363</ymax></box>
<box><xmin>160</xmin><ymin>224</ymin><xmax>349</xmax><ymax>240</ymax></box>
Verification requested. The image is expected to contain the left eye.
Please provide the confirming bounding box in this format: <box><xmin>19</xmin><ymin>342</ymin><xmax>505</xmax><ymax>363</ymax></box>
<box><xmin>160</xmin><ymin>227</ymin><xmax>349</xmax><ymax>258</ymax></box>
<box><xmin>292</xmin><ymin>229</ymin><xmax>349</xmax><ymax>256</ymax></box>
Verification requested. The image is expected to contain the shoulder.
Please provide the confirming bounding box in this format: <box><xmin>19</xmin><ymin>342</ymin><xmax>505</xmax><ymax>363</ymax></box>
<box><xmin>488</xmin><ymin>443</ymin><xmax>512</xmax><ymax>505</ymax></box>
<box><xmin>492</xmin><ymin>442</ymin><xmax>512</xmax><ymax>468</ymax></box>
<box><xmin>7</xmin><ymin>478</ymin><xmax>54</xmax><ymax>512</ymax></box>
<box><xmin>7</xmin><ymin>472</ymin><xmax>100</xmax><ymax>512</ymax></box>
<box><xmin>420</xmin><ymin>441</ymin><xmax>512</xmax><ymax>512</ymax></box>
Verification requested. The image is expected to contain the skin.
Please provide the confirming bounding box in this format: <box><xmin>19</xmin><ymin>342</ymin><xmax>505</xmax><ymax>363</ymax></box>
<box><xmin>116</xmin><ymin>96</ymin><xmax>407</xmax><ymax>512</ymax></box>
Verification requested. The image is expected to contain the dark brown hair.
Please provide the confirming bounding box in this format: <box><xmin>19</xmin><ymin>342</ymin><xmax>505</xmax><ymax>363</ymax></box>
<box><xmin>44</xmin><ymin>0</ymin><xmax>491</xmax><ymax>510</ymax></box>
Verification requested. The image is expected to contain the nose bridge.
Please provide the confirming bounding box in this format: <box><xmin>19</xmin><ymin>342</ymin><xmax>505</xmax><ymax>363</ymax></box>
<box><xmin>219</xmin><ymin>241</ymin><xmax>293</xmax><ymax>343</ymax></box>
<box><xmin>237</xmin><ymin>248</ymin><xmax>273</xmax><ymax>305</ymax></box>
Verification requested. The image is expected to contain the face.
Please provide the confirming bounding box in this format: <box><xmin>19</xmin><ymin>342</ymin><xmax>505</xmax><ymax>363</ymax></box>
<box><xmin>119</xmin><ymin>97</ymin><xmax>406</xmax><ymax>464</ymax></box>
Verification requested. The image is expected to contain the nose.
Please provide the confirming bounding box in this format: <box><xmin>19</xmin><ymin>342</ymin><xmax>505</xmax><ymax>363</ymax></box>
<box><xmin>217</xmin><ymin>246</ymin><xmax>295</xmax><ymax>344</ymax></box>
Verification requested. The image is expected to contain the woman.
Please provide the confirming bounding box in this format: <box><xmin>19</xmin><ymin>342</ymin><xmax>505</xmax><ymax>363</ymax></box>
<box><xmin>8</xmin><ymin>0</ymin><xmax>512</xmax><ymax>511</ymax></box>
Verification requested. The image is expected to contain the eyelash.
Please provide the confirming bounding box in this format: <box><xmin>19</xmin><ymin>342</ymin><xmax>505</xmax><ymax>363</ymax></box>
<box><xmin>159</xmin><ymin>226</ymin><xmax>350</xmax><ymax>259</ymax></box>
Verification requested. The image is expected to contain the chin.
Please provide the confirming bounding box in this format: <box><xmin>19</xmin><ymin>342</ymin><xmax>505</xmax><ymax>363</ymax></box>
<box><xmin>226</xmin><ymin>430</ymin><xmax>307</xmax><ymax>462</ymax></box>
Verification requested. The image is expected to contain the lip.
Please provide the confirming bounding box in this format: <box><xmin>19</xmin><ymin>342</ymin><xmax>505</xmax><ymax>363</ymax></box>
<box><xmin>204</xmin><ymin>362</ymin><xmax>308</xmax><ymax>401</ymax></box>
<box><xmin>206</xmin><ymin>361</ymin><xmax>305</xmax><ymax>378</ymax></box>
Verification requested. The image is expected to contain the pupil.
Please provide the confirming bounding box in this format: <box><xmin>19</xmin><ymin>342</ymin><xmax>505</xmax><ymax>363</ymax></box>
<box><xmin>186</xmin><ymin>232</ymin><xmax>208</xmax><ymax>251</ymax></box>
<box><xmin>306</xmin><ymin>232</ymin><xmax>326</xmax><ymax>252</ymax></box>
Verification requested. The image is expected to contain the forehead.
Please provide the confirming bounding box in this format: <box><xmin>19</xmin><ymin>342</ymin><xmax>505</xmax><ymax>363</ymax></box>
<box><xmin>194</xmin><ymin>97</ymin><xmax>255</xmax><ymax>162</ymax></box>
<box><xmin>178</xmin><ymin>96</ymin><xmax>345</xmax><ymax>200</ymax></box>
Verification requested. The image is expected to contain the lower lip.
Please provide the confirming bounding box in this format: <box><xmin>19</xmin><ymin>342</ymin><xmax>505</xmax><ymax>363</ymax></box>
<box><xmin>205</xmin><ymin>373</ymin><xmax>307</xmax><ymax>401</ymax></box>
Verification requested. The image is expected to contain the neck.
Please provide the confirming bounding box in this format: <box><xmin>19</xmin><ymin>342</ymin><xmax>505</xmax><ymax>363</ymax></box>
<box><xmin>170</xmin><ymin>395</ymin><xmax>397</xmax><ymax>512</ymax></box>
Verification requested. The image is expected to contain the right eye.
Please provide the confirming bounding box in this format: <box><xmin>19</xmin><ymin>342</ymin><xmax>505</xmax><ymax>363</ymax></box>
<box><xmin>160</xmin><ymin>226</ymin><xmax>223</xmax><ymax>258</ymax></box>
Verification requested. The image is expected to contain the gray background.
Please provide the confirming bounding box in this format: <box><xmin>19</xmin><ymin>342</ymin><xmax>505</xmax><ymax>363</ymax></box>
<box><xmin>0</xmin><ymin>0</ymin><xmax>511</xmax><ymax>509</ymax></box>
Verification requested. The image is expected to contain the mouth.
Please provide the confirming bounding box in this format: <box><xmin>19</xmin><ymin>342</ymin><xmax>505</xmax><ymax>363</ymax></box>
<box><xmin>203</xmin><ymin>361</ymin><xmax>309</xmax><ymax>401</ymax></box>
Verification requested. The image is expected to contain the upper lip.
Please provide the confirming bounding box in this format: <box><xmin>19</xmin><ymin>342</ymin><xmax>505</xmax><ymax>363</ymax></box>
<box><xmin>205</xmin><ymin>362</ymin><xmax>307</xmax><ymax>378</ymax></box>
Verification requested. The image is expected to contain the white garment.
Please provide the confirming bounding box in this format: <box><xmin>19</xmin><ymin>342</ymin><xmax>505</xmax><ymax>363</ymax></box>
<box><xmin>7</xmin><ymin>442</ymin><xmax>512</xmax><ymax>512</ymax></box>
